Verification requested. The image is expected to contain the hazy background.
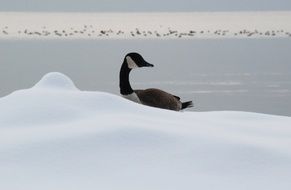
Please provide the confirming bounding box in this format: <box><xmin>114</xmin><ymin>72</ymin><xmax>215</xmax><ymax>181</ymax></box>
<box><xmin>0</xmin><ymin>0</ymin><xmax>291</xmax><ymax>12</ymax></box>
<box><xmin>0</xmin><ymin>0</ymin><xmax>290</xmax><ymax>116</ymax></box>
<box><xmin>0</xmin><ymin>39</ymin><xmax>290</xmax><ymax>116</ymax></box>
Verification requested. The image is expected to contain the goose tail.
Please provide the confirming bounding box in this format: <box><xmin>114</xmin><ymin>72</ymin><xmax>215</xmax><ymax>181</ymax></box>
<box><xmin>181</xmin><ymin>101</ymin><xmax>193</xmax><ymax>110</ymax></box>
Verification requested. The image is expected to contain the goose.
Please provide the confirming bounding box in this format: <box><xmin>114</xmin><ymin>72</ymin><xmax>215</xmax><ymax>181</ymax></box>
<box><xmin>119</xmin><ymin>52</ymin><xmax>193</xmax><ymax>111</ymax></box>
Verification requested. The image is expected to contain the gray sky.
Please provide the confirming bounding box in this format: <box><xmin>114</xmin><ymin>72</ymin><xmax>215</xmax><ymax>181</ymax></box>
<box><xmin>0</xmin><ymin>0</ymin><xmax>290</xmax><ymax>12</ymax></box>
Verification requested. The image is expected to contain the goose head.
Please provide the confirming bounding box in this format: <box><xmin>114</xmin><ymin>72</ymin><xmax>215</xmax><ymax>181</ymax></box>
<box><xmin>119</xmin><ymin>52</ymin><xmax>154</xmax><ymax>95</ymax></box>
<box><xmin>124</xmin><ymin>52</ymin><xmax>154</xmax><ymax>69</ymax></box>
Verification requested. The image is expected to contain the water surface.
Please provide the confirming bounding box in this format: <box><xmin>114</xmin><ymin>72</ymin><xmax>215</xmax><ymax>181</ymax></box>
<box><xmin>0</xmin><ymin>39</ymin><xmax>290</xmax><ymax>116</ymax></box>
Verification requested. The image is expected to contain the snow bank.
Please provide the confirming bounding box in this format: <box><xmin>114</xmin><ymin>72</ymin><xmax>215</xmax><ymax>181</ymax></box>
<box><xmin>0</xmin><ymin>12</ymin><xmax>291</xmax><ymax>39</ymax></box>
<box><xmin>0</xmin><ymin>72</ymin><xmax>291</xmax><ymax>190</ymax></box>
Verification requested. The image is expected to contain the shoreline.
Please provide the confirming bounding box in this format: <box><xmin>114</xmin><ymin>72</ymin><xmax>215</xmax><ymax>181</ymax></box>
<box><xmin>1</xmin><ymin>11</ymin><xmax>291</xmax><ymax>39</ymax></box>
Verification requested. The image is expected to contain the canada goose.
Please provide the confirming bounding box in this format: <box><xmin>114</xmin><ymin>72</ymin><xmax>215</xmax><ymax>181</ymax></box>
<box><xmin>119</xmin><ymin>52</ymin><xmax>193</xmax><ymax>111</ymax></box>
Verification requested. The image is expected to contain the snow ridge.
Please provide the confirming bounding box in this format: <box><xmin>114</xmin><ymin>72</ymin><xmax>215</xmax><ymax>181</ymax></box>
<box><xmin>33</xmin><ymin>72</ymin><xmax>78</xmax><ymax>91</ymax></box>
<box><xmin>0</xmin><ymin>72</ymin><xmax>291</xmax><ymax>190</ymax></box>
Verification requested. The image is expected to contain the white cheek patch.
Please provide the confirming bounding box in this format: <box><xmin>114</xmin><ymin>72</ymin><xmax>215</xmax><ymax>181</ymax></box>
<box><xmin>126</xmin><ymin>56</ymin><xmax>138</xmax><ymax>69</ymax></box>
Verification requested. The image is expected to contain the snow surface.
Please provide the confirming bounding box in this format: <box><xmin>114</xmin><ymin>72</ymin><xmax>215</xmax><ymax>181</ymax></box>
<box><xmin>0</xmin><ymin>72</ymin><xmax>291</xmax><ymax>190</ymax></box>
<box><xmin>1</xmin><ymin>12</ymin><xmax>291</xmax><ymax>39</ymax></box>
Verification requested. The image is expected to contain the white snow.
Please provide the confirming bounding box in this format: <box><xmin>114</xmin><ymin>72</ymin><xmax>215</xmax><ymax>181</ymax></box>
<box><xmin>0</xmin><ymin>12</ymin><xmax>291</xmax><ymax>39</ymax></box>
<box><xmin>0</xmin><ymin>72</ymin><xmax>291</xmax><ymax>190</ymax></box>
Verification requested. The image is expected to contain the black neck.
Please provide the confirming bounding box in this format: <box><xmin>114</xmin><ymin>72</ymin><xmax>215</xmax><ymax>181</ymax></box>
<box><xmin>119</xmin><ymin>60</ymin><xmax>133</xmax><ymax>95</ymax></box>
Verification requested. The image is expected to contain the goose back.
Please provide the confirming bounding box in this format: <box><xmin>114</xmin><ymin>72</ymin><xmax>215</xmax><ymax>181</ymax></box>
<box><xmin>134</xmin><ymin>88</ymin><xmax>182</xmax><ymax>111</ymax></box>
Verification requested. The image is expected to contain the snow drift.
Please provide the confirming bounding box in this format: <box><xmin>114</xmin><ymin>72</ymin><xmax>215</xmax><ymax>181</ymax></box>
<box><xmin>0</xmin><ymin>72</ymin><xmax>291</xmax><ymax>190</ymax></box>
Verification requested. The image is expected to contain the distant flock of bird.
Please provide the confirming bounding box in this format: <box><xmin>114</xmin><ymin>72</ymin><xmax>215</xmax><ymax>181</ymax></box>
<box><xmin>1</xmin><ymin>25</ymin><xmax>291</xmax><ymax>38</ymax></box>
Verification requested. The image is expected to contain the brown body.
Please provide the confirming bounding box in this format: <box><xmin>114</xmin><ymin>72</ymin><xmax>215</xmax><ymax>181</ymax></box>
<box><xmin>134</xmin><ymin>88</ymin><xmax>182</xmax><ymax>111</ymax></box>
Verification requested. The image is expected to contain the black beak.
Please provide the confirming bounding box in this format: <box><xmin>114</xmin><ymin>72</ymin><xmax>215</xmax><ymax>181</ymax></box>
<box><xmin>144</xmin><ymin>61</ymin><xmax>154</xmax><ymax>67</ymax></box>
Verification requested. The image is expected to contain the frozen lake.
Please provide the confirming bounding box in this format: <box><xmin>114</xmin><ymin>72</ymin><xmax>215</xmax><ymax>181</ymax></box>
<box><xmin>0</xmin><ymin>39</ymin><xmax>290</xmax><ymax>116</ymax></box>
<box><xmin>0</xmin><ymin>12</ymin><xmax>290</xmax><ymax>116</ymax></box>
